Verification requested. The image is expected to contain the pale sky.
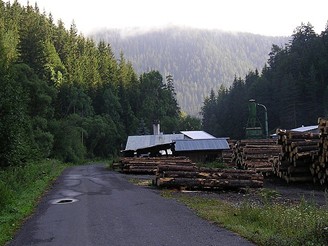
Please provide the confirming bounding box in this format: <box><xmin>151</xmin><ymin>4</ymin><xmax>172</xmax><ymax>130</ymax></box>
<box><xmin>11</xmin><ymin>0</ymin><xmax>328</xmax><ymax>36</ymax></box>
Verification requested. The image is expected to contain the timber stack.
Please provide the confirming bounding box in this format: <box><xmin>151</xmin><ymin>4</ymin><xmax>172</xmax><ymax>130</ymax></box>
<box><xmin>232</xmin><ymin>139</ymin><xmax>281</xmax><ymax>175</ymax></box>
<box><xmin>116</xmin><ymin>156</ymin><xmax>195</xmax><ymax>174</ymax></box>
<box><xmin>155</xmin><ymin>165</ymin><xmax>263</xmax><ymax>190</ymax></box>
<box><xmin>221</xmin><ymin>139</ymin><xmax>237</xmax><ymax>167</ymax></box>
<box><xmin>274</xmin><ymin>129</ymin><xmax>320</xmax><ymax>183</ymax></box>
<box><xmin>311</xmin><ymin>118</ymin><xmax>328</xmax><ymax>185</ymax></box>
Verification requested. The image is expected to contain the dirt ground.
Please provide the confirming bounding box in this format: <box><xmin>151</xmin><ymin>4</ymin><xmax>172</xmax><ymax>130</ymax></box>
<box><xmin>181</xmin><ymin>177</ymin><xmax>328</xmax><ymax>207</ymax></box>
<box><xmin>124</xmin><ymin>174</ymin><xmax>328</xmax><ymax>207</ymax></box>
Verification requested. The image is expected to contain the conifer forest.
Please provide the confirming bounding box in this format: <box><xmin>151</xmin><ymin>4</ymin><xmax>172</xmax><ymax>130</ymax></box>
<box><xmin>1</xmin><ymin>1</ymin><xmax>328</xmax><ymax>168</ymax></box>
<box><xmin>0</xmin><ymin>1</ymin><xmax>198</xmax><ymax>167</ymax></box>
<box><xmin>201</xmin><ymin>23</ymin><xmax>328</xmax><ymax>139</ymax></box>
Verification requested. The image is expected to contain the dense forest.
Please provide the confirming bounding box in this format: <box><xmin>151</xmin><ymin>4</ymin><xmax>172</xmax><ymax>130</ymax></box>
<box><xmin>201</xmin><ymin>23</ymin><xmax>328</xmax><ymax>139</ymax></box>
<box><xmin>91</xmin><ymin>28</ymin><xmax>288</xmax><ymax>115</ymax></box>
<box><xmin>2</xmin><ymin>1</ymin><xmax>327</xmax><ymax>168</ymax></box>
<box><xmin>0</xmin><ymin>1</ymin><xmax>199</xmax><ymax>168</ymax></box>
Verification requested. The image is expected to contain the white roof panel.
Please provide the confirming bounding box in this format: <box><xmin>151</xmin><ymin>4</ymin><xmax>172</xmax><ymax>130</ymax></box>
<box><xmin>180</xmin><ymin>131</ymin><xmax>216</xmax><ymax>139</ymax></box>
<box><xmin>175</xmin><ymin>138</ymin><xmax>230</xmax><ymax>151</ymax></box>
<box><xmin>291</xmin><ymin>125</ymin><xmax>318</xmax><ymax>132</ymax></box>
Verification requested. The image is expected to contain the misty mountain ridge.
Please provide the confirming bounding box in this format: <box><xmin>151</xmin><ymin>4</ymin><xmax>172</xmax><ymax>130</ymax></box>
<box><xmin>91</xmin><ymin>26</ymin><xmax>289</xmax><ymax>115</ymax></box>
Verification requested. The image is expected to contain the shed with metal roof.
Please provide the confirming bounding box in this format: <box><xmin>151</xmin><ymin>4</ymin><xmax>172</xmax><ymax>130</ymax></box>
<box><xmin>173</xmin><ymin>138</ymin><xmax>230</xmax><ymax>163</ymax></box>
<box><xmin>123</xmin><ymin>134</ymin><xmax>184</xmax><ymax>156</ymax></box>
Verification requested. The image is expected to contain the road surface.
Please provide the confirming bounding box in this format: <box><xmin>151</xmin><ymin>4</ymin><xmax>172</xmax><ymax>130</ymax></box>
<box><xmin>9</xmin><ymin>164</ymin><xmax>254</xmax><ymax>246</ymax></box>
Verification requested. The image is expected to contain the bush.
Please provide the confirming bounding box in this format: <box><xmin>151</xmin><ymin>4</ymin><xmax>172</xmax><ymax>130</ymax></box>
<box><xmin>0</xmin><ymin>179</ymin><xmax>13</xmax><ymax>210</ymax></box>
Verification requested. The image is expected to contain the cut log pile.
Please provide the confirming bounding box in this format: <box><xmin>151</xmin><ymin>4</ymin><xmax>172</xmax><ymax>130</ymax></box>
<box><xmin>115</xmin><ymin>156</ymin><xmax>195</xmax><ymax>174</ymax></box>
<box><xmin>232</xmin><ymin>139</ymin><xmax>281</xmax><ymax>175</ymax></box>
<box><xmin>274</xmin><ymin>129</ymin><xmax>320</xmax><ymax>183</ymax></box>
<box><xmin>155</xmin><ymin>165</ymin><xmax>263</xmax><ymax>190</ymax></box>
<box><xmin>311</xmin><ymin>118</ymin><xmax>328</xmax><ymax>185</ymax></box>
<box><xmin>221</xmin><ymin>140</ymin><xmax>237</xmax><ymax>167</ymax></box>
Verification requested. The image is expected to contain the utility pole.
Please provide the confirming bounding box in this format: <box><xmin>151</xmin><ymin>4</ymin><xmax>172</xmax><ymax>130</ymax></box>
<box><xmin>257</xmin><ymin>103</ymin><xmax>268</xmax><ymax>138</ymax></box>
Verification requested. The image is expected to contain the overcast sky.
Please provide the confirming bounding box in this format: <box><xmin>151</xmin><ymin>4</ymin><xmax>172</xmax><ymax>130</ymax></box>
<box><xmin>11</xmin><ymin>0</ymin><xmax>328</xmax><ymax>36</ymax></box>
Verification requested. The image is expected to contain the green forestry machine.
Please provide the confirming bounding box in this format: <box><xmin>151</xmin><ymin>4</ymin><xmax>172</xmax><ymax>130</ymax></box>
<box><xmin>246</xmin><ymin>99</ymin><xmax>266</xmax><ymax>139</ymax></box>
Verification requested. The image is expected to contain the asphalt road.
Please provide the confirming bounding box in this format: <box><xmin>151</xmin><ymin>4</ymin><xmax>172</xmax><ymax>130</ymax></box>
<box><xmin>9</xmin><ymin>164</ymin><xmax>254</xmax><ymax>246</ymax></box>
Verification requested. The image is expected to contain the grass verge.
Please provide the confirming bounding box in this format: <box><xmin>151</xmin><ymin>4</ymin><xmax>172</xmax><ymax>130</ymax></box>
<box><xmin>0</xmin><ymin>160</ymin><xmax>69</xmax><ymax>246</ymax></box>
<box><xmin>163</xmin><ymin>191</ymin><xmax>328</xmax><ymax>246</ymax></box>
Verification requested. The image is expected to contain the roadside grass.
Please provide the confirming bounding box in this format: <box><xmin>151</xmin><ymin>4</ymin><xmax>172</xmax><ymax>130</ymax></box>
<box><xmin>0</xmin><ymin>160</ymin><xmax>69</xmax><ymax>246</ymax></box>
<box><xmin>163</xmin><ymin>190</ymin><xmax>328</xmax><ymax>246</ymax></box>
<box><xmin>101</xmin><ymin>156</ymin><xmax>119</xmax><ymax>170</ymax></box>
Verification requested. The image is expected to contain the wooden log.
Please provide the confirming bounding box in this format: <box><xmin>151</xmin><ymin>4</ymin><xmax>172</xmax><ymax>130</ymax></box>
<box><xmin>123</xmin><ymin>163</ymin><xmax>157</xmax><ymax>167</ymax></box>
<box><xmin>124</xmin><ymin>165</ymin><xmax>158</xmax><ymax>169</ymax></box>
<box><xmin>290</xmin><ymin>140</ymin><xmax>320</xmax><ymax>148</ymax></box>
<box><xmin>294</xmin><ymin>151</ymin><xmax>315</xmax><ymax>160</ymax></box>
<box><xmin>287</xmin><ymin>166</ymin><xmax>310</xmax><ymax>174</ymax></box>
<box><xmin>198</xmin><ymin>167</ymin><xmax>258</xmax><ymax>174</ymax></box>
<box><xmin>253</xmin><ymin>167</ymin><xmax>273</xmax><ymax>173</ymax></box>
<box><xmin>160</xmin><ymin>171</ymin><xmax>263</xmax><ymax>181</ymax></box>
<box><xmin>319</xmin><ymin>178</ymin><xmax>326</xmax><ymax>185</ymax></box>
<box><xmin>287</xmin><ymin>132</ymin><xmax>320</xmax><ymax>140</ymax></box>
<box><xmin>284</xmin><ymin>175</ymin><xmax>313</xmax><ymax>183</ymax></box>
<box><xmin>123</xmin><ymin>168</ymin><xmax>156</xmax><ymax>174</ymax></box>
<box><xmin>295</xmin><ymin>145</ymin><xmax>319</xmax><ymax>153</ymax></box>
<box><xmin>244</xmin><ymin>154</ymin><xmax>276</xmax><ymax>160</ymax></box>
<box><xmin>243</xmin><ymin>148</ymin><xmax>281</xmax><ymax>154</ymax></box>
<box><xmin>157</xmin><ymin>165</ymin><xmax>197</xmax><ymax>172</ymax></box>
<box><xmin>156</xmin><ymin>177</ymin><xmax>263</xmax><ymax>189</ymax></box>
<box><xmin>239</xmin><ymin>139</ymin><xmax>277</xmax><ymax>145</ymax></box>
<box><xmin>243</xmin><ymin>161</ymin><xmax>272</xmax><ymax>168</ymax></box>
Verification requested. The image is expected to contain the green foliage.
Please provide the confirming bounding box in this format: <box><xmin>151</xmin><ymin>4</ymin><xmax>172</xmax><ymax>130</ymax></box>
<box><xmin>92</xmin><ymin>27</ymin><xmax>288</xmax><ymax>115</ymax></box>
<box><xmin>0</xmin><ymin>68</ymin><xmax>32</xmax><ymax>167</ymax></box>
<box><xmin>49</xmin><ymin>115</ymin><xmax>86</xmax><ymax>163</ymax></box>
<box><xmin>137</xmin><ymin>71</ymin><xmax>180</xmax><ymax>133</ymax></box>
<box><xmin>0</xmin><ymin>1</ymin><xmax>183</xmax><ymax>167</ymax></box>
<box><xmin>202</xmin><ymin>23</ymin><xmax>328</xmax><ymax>139</ymax></box>
<box><xmin>173</xmin><ymin>194</ymin><xmax>328</xmax><ymax>246</ymax></box>
<box><xmin>178</xmin><ymin>113</ymin><xmax>202</xmax><ymax>131</ymax></box>
<box><xmin>83</xmin><ymin>115</ymin><xmax>121</xmax><ymax>158</ymax></box>
<box><xmin>0</xmin><ymin>160</ymin><xmax>68</xmax><ymax>245</ymax></box>
<box><xmin>136</xmin><ymin>118</ymin><xmax>150</xmax><ymax>135</ymax></box>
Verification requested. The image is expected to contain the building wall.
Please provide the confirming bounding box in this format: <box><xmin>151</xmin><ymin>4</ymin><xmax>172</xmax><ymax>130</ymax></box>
<box><xmin>175</xmin><ymin>151</ymin><xmax>222</xmax><ymax>163</ymax></box>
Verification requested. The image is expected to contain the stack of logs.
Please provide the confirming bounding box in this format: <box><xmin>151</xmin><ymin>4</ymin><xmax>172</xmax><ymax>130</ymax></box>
<box><xmin>274</xmin><ymin>129</ymin><xmax>320</xmax><ymax>183</ymax></box>
<box><xmin>232</xmin><ymin>139</ymin><xmax>282</xmax><ymax>175</ymax></box>
<box><xmin>311</xmin><ymin>118</ymin><xmax>328</xmax><ymax>185</ymax></box>
<box><xmin>115</xmin><ymin>156</ymin><xmax>194</xmax><ymax>174</ymax></box>
<box><xmin>155</xmin><ymin>165</ymin><xmax>263</xmax><ymax>190</ymax></box>
<box><xmin>221</xmin><ymin>140</ymin><xmax>237</xmax><ymax>167</ymax></box>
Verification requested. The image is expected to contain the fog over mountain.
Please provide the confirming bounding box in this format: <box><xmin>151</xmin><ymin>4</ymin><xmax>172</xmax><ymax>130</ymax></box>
<box><xmin>91</xmin><ymin>27</ymin><xmax>289</xmax><ymax>115</ymax></box>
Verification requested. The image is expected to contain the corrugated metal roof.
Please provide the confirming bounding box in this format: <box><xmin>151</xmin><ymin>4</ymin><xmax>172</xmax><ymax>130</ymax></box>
<box><xmin>125</xmin><ymin>134</ymin><xmax>184</xmax><ymax>151</ymax></box>
<box><xmin>180</xmin><ymin>131</ymin><xmax>216</xmax><ymax>139</ymax></box>
<box><xmin>291</xmin><ymin>125</ymin><xmax>318</xmax><ymax>132</ymax></box>
<box><xmin>174</xmin><ymin>138</ymin><xmax>230</xmax><ymax>152</ymax></box>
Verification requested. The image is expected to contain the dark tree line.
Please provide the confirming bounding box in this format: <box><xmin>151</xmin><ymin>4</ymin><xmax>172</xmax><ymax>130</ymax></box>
<box><xmin>202</xmin><ymin>23</ymin><xmax>328</xmax><ymax>139</ymax></box>
<box><xmin>0</xmin><ymin>1</ymin><xmax>200</xmax><ymax>167</ymax></box>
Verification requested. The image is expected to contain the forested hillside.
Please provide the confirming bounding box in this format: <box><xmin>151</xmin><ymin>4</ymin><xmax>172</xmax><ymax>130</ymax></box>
<box><xmin>201</xmin><ymin>23</ymin><xmax>328</xmax><ymax>139</ymax></box>
<box><xmin>0</xmin><ymin>1</ymin><xmax>196</xmax><ymax>167</ymax></box>
<box><xmin>91</xmin><ymin>28</ymin><xmax>288</xmax><ymax>115</ymax></box>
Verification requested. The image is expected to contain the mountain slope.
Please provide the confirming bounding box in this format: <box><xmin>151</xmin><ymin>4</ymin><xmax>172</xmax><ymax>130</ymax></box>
<box><xmin>91</xmin><ymin>27</ymin><xmax>288</xmax><ymax>115</ymax></box>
